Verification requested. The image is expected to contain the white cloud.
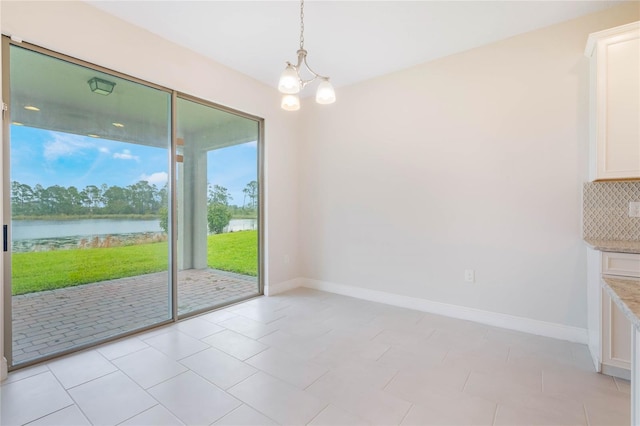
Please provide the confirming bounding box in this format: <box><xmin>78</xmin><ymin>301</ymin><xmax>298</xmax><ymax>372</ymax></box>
<box><xmin>43</xmin><ymin>133</ymin><xmax>93</xmax><ymax>161</ymax></box>
<box><xmin>140</xmin><ymin>171</ymin><xmax>168</xmax><ymax>186</ymax></box>
<box><xmin>98</xmin><ymin>147</ymin><xmax>110</xmax><ymax>154</ymax></box>
<box><xmin>113</xmin><ymin>149</ymin><xmax>139</xmax><ymax>161</ymax></box>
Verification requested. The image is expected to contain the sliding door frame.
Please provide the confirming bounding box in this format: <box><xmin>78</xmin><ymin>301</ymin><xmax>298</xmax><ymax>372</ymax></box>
<box><xmin>1</xmin><ymin>37</ymin><xmax>265</xmax><ymax>370</ymax></box>
<box><xmin>174</xmin><ymin>92</ymin><xmax>265</xmax><ymax>320</ymax></box>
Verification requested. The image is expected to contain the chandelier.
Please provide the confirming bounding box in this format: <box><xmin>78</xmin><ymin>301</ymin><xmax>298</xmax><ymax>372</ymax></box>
<box><xmin>278</xmin><ymin>0</ymin><xmax>336</xmax><ymax>111</ymax></box>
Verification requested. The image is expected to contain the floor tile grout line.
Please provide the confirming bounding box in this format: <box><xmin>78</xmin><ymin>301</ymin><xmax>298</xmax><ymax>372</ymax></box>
<box><xmin>70</xmin><ymin>400</ymin><xmax>93</xmax><ymax>426</ymax></box>
<box><xmin>304</xmin><ymin>403</ymin><xmax>330</xmax><ymax>425</ymax></box>
<box><xmin>134</xmin><ymin>362</ymin><xmax>189</xmax><ymax>392</ymax></box>
<box><xmin>208</xmin><ymin>400</ymin><xmax>281</xmax><ymax>426</ymax></box>
<box><xmin>491</xmin><ymin>403</ymin><xmax>499</xmax><ymax>426</ymax></box>
<box><xmin>114</xmin><ymin>403</ymin><xmax>161</xmax><ymax>426</ymax></box>
<box><xmin>63</xmin><ymin>370</ymin><xmax>140</xmax><ymax>425</ymax></box>
<box><xmin>382</xmin><ymin>369</ymin><xmax>400</xmax><ymax>391</ymax></box>
<box><xmin>107</xmin><ymin>360</ymin><xmax>177</xmax><ymax>408</ymax></box>
<box><xmin>398</xmin><ymin>402</ymin><xmax>413</xmax><ymax>425</ymax></box>
<box><xmin>0</xmin><ymin>368</ymin><xmax>51</xmax><ymax>387</ymax></box>
<box><xmin>175</xmin><ymin>344</ymin><xmax>210</xmax><ymax>362</ymax></box>
<box><xmin>375</xmin><ymin>344</ymin><xmax>392</xmax><ymax>361</ymax></box>
<box><xmin>98</xmin><ymin>340</ymin><xmax>150</xmax><ymax>362</ymax></box>
<box><xmin>425</xmin><ymin>328</ymin><xmax>437</xmax><ymax>341</ymax></box>
<box><xmin>461</xmin><ymin>371</ymin><xmax>472</xmax><ymax>393</ymax></box>
<box><xmin>55</xmin><ymin>365</ymin><xmax>120</xmax><ymax>393</ymax></box>
<box><xmin>221</xmin><ymin>369</ymin><xmax>262</xmax><ymax>392</ymax></box>
<box><xmin>614</xmin><ymin>376</ymin><xmax>622</xmax><ymax>392</ymax></box>
<box><xmin>204</xmin><ymin>333</ymin><xmax>271</xmax><ymax>363</ymax></box>
<box><xmin>582</xmin><ymin>402</ymin><xmax>591</xmax><ymax>426</ymax></box>
<box><xmin>369</xmin><ymin>328</ymin><xmax>385</xmax><ymax>342</ymax></box>
<box><xmin>226</xmin><ymin>369</ymin><xmax>261</xmax><ymax>392</ymax></box>
<box><xmin>21</xmin><ymin>402</ymin><xmax>77</xmax><ymax>426</ymax></box>
<box><xmin>304</xmin><ymin>369</ymin><xmax>330</xmax><ymax>391</ymax></box>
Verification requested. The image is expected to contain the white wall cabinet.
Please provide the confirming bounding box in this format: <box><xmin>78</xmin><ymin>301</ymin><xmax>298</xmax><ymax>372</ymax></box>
<box><xmin>585</xmin><ymin>22</ymin><xmax>640</xmax><ymax>181</ymax></box>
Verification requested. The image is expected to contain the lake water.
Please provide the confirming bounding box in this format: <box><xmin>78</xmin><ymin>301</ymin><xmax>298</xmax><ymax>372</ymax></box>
<box><xmin>225</xmin><ymin>219</ymin><xmax>258</xmax><ymax>233</ymax></box>
<box><xmin>12</xmin><ymin>219</ymin><xmax>163</xmax><ymax>240</ymax></box>
<box><xmin>12</xmin><ymin>218</ymin><xmax>258</xmax><ymax>240</ymax></box>
<box><xmin>11</xmin><ymin>218</ymin><xmax>257</xmax><ymax>252</ymax></box>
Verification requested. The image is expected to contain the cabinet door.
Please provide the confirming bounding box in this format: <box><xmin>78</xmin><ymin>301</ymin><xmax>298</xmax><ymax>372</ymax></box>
<box><xmin>594</xmin><ymin>29</ymin><xmax>640</xmax><ymax>180</ymax></box>
<box><xmin>602</xmin><ymin>288</ymin><xmax>632</xmax><ymax>371</ymax></box>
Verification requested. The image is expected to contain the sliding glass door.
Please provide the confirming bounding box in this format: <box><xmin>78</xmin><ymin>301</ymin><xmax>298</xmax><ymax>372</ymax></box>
<box><xmin>4</xmin><ymin>44</ymin><xmax>172</xmax><ymax>367</ymax></box>
<box><xmin>2</xmin><ymin>39</ymin><xmax>263</xmax><ymax>369</ymax></box>
<box><xmin>175</xmin><ymin>96</ymin><xmax>260</xmax><ymax>316</ymax></box>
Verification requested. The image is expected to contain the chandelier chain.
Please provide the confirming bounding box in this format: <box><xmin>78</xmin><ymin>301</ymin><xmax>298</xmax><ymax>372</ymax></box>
<box><xmin>299</xmin><ymin>0</ymin><xmax>305</xmax><ymax>50</ymax></box>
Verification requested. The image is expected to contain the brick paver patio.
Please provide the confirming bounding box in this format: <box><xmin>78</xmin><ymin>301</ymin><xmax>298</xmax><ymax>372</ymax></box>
<box><xmin>11</xmin><ymin>269</ymin><xmax>258</xmax><ymax>365</ymax></box>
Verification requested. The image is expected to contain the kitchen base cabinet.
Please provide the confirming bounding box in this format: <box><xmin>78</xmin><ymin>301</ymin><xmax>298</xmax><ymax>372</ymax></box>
<box><xmin>602</xmin><ymin>287</ymin><xmax>631</xmax><ymax>379</ymax></box>
<box><xmin>587</xmin><ymin>248</ymin><xmax>639</xmax><ymax>379</ymax></box>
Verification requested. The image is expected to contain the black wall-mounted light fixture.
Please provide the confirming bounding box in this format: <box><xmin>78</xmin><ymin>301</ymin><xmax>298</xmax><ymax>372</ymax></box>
<box><xmin>88</xmin><ymin>77</ymin><xmax>116</xmax><ymax>96</ymax></box>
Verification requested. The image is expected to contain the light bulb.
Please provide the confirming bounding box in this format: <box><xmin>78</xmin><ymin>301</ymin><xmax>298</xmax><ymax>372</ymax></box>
<box><xmin>281</xmin><ymin>94</ymin><xmax>301</xmax><ymax>111</ymax></box>
<box><xmin>315</xmin><ymin>79</ymin><xmax>336</xmax><ymax>104</ymax></box>
<box><xmin>278</xmin><ymin>64</ymin><xmax>301</xmax><ymax>94</ymax></box>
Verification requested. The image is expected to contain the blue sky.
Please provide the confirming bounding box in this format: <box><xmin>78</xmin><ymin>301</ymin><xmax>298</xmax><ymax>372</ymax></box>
<box><xmin>10</xmin><ymin>125</ymin><xmax>257</xmax><ymax>205</ymax></box>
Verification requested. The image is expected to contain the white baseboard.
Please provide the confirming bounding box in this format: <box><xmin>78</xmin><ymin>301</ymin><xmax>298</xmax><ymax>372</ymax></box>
<box><xmin>301</xmin><ymin>278</ymin><xmax>588</xmax><ymax>344</ymax></box>
<box><xmin>1</xmin><ymin>357</ymin><xmax>7</xmax><ymax>382</ymax></box>
<box><xmin>265</xmin><ymin>277</ymin><xmax>303</xmax><ymax>296</ymax></box>
<box><xmin>602</xmin><ymin>363</ymin><xmax>630</xmax><ymax>380</ymax></box>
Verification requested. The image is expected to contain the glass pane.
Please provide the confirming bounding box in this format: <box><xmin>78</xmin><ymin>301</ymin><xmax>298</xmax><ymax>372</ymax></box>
<box><xmin>176</xmin><ymin>97</ymin><xmax>259</xmax><ymax>316</ymax></box>
<box><xmin>9</xmin><ymin>45</ymin><xmax>171</xmax><ymax>366</ymax></box>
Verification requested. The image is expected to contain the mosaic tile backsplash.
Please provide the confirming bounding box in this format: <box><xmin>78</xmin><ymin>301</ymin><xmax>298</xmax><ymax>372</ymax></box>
<box><xmin>583</xmin><ymin>181</ymin><xmax>640</xmax><ymax>241</ymax></box>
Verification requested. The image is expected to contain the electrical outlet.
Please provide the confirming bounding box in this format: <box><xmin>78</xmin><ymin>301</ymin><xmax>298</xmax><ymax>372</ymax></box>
<box><xmin>464</xmin><ymin>269</ymin><xmax>475</xmax><ymax>283</ymax></box>
<box><xmin>630</xmin><ymin>202</ymin><xmax>640</xmax><ymax>218</ymax></box>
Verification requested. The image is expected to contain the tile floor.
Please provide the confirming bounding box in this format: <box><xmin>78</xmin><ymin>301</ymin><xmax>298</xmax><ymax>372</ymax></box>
<box><xmin>0</xmin><ymin>287</ymin><xmax>631</xmax><ymax>426</ymax></box>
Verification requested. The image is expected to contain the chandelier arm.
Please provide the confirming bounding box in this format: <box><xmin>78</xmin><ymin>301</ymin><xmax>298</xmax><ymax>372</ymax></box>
<box><xmin>301</xmin><ymin>54</ymin><xmax>329</xmax><ymax>81</ymax></box>
<box><xmin>291</xmin><ymin>49</ymin><xmax>329</xmax><ymax>89</ymax></box>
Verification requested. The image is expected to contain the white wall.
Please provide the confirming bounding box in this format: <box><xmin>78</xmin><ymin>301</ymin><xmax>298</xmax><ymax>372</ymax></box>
<box><xmin>298</xmin><ymin>3</ymin><xmax>639</xmax><ymax>329</ymax></box>
<box><xmin>0</xmin><ymin>0</ymin><xmax>301</xmax><ymax>369</ymax></box>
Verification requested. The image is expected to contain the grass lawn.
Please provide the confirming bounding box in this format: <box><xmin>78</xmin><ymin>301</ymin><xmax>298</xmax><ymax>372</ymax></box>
<box><xmin>12</xmin><ymin>230</ymin><xmax>257</xmax><ymax>295</ymax></box>
<box><xmin>207</xmin><ymin>231</ymin><xmax>258</xmax><ymax>277</ymax></box>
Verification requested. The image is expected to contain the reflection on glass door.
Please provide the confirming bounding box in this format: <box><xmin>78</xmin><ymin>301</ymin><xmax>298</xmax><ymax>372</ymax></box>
<box><xmin>6</xmin><ymin>45</ymin><xmax>171</xmax><ymax>366</ymax></box>
<box><xmin>175</xmin><ymin>97</ymin><xmax>260</xmax><ymax>316</ymax></box>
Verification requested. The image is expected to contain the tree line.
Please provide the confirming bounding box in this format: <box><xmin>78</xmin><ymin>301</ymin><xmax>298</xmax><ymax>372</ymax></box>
<box><xmin>11</xmin><ymin>180</ymin><xmax>167</xmax><ymax>217</ymax></box>
<box><xmin>11</xmin><ymin>180</ymin><xmax>259</xmax><ymax>234</ymax></box>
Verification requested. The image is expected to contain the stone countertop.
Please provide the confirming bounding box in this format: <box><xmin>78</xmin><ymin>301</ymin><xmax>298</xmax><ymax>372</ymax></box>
<box><xmin>602</xmin><ymin>276</ymin><xmax>640</xmax><ymax>329</ymax></box>
<box><xmin>584</xmin><ymin>239</ymin><xmax>640</xmax><ymax>254</ymax></box>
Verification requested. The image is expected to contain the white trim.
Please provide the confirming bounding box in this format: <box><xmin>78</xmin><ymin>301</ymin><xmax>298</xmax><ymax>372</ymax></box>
<box><xmin>602</xmin><ymin>363</ymin><xmax>631</xmax><ymax>381</ymax></box>
<box><xmin>265</xmin><ymin>277</ymin><xmax>303</xmax><ymax>296</ymax></box>
<box><xmin>584</xmin><ymin>21</ymin><xmax>639</xmax><ymax>57</ymax></box>
<box><xmin>301</xmin><ymin>278</ymin><xmax>588</xmax><ymax>344</ymax></box>
<box><xmin>1</xmin><ymin>357</ymin><xmax>7</xmax><ymax>381</ymax></box>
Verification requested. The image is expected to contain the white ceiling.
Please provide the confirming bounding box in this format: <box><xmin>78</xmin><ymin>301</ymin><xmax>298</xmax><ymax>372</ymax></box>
<box><xmin>87</xmin><ymin>1</ymin><xmax>623</xmax><ymax>90</ymax></box>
